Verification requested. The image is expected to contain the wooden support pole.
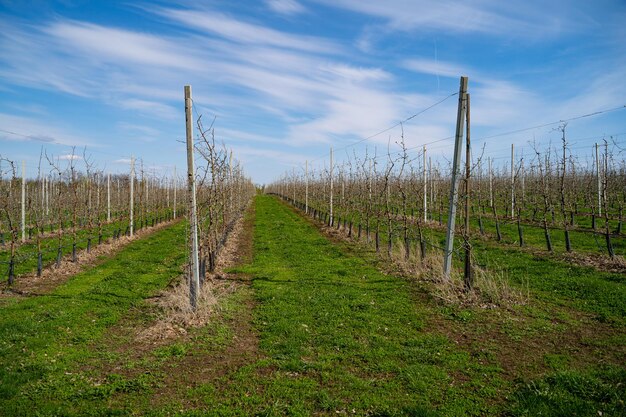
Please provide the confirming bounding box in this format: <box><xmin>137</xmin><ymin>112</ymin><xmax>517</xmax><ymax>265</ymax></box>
<box><xmin>107</xmin><ymin>172</ymin><xmax>111</xmax><ymax>222</ymax></box>
<box><xmin>130</xmin><ymin>156</ymin><xmax>135</xmax><ymax>237</ymax></box>
<box><xmin>21</xmin><ymin>160</ymin><xmax>26</xmax><ymax>243</ymax></box>
<box><xmin>488</xmin><ymin>156</ymin><xmax>493</xmax><ymax>208</ymax></box>
<box><xmin>519</xmin><ymin>152</ymin><xmax>526</xmax><ymax>204</ymax></box>
<box><xmin>596</xmin><ymin>143</ymin><xmax>601</xmax><ymax>216</ymax></box>
<box><xmin>305</xmin><ymin>160</ymin><xmax>309</xmax><ymax>214</ymax></box>
<box><xmin>443</xmin><ymin>76</ymin><xmax>468</xmax><ymax>279</ymax></box>
<box><xmin>511</xmin><ymin>143</ymin><xmax>515</xmax><ymax>217</ymax></box>
<box><xmin>229</xmin><ymin>150</ymin><xmax>234</xmax><ymax>215</ymax></box>
<box><xmin>423</xmin><ymin>145</ymin><xmax>427</xmax><ymax>222</ymax></box>
<box><xmin>464</xmin><ymin>93</ymin><xmax>472</xmax><ymax>289</ymax></box>
<box><xmin>185</xmin><ymin>85</ymin><xmax>200</xmax><ymax>310</ymax></box>
<box><xmin>329</xmin><ymin>146</ymin><xmax>334</xmax><ymax>226</ymax></box>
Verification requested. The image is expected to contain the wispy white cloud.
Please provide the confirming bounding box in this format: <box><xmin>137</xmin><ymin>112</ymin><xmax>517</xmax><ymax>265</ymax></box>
<box><xmin>45</xmin><ymin>21</ymin><xmax>204</xmax><ymax>70</ymax></box>
<box><xmin>154</xmin><ymin>8</ymin><xmax>337</xmax><ymax>54</ymax></box>
<box><xmin>1</xmin><ymin>2</ymin><xmax>623</xmax><ymax>182</ymax></box>
<box><xmin>120</xmin><ymin>99</ymin><xmax>179</xmax><ymax>120</ymax></box>
<box><xmin>265</xmin><ymin>0</ymin><xmax>306</xmax><ymax>15</ymax></box>
<box><xmin>116</xmin><ymin>122</ymin><xmax>161</xmax><ymax>137</ymax></box>
<box><xmin>0</xmin><ymin>113</ymin><xmax>94</xmax><ymax>147</ymax></box>
<box><xmin>217</xmin><ymin>128</ymin><xmax>284</xmax><ymax>146</ymax></box>
<box><xmin>310</xmin><ymin>0</ymin><xmax>583</xmax><ymax>38</ymax></box>
<box><xmin>403</xmin><ymin>58</ymin><xmax>469</xmax><ymax>79</ymax></box>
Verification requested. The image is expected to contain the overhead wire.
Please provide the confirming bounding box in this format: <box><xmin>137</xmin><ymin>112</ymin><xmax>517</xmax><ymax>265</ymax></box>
<box><xmin>474</xmin><ymin>104</ymin><xmax>626</xmax><ymax>144</ymax></box>
<box><xmin>306</xmin><ymin>91</ymin><xmax>459</xmax><ymax>164</ymax></box>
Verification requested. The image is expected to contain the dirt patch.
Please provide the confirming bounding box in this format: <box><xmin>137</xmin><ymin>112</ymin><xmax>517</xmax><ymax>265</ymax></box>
<box><xmin>0</xmin><ymin>219</ymin><xmax>179</xmax><ymax>298</ymax></box>
<box><xmin>146</xmin><ymin>202</ymin><xmax>260</xmax><ymax>408</ymax></box>
<box><xmin>82</xmin><ymin>202</ymin><xmax>260</xmax><ymax>408</ymax></box>
<box><xmin>135</xmin><ymin>205</ymin><xmax>255</xmax><ymax>347</ymax></box>
<box><xmin>431</xmin><ymin>305</ymin><xmax>626</xmax><ymax>384</ymax></box>
<box><xmin>557</xmin><ymin>251</ymin><xmax>626</xmax><ymax>274</ymax></box>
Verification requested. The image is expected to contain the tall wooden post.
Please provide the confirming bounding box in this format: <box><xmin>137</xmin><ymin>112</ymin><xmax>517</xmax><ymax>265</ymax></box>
<box><xmin>595</xmin><ymin>143</ymin><xmax>601</xmax><ymax>216</ymax></box>
<box><xmin>305</xmin><ymin>160</ymin><xmax>309</xmax><ymax>214</ymax></box>
<box><xmin>443</xmin><ymin>76</ymin><xmax>468</xmax><ymax>278</ymax></box>
<box><xmin>463</xmin><ymin>93</ymin><xmax>472</xmax><ymax>289</ymax></box>
<box><xmin>511</xmin><ymin>143</ymin><xmax>515</xmax><ymax>217</ymax></box>
<box><xmin>519</xmin><ymin>156</ymin><xmax>526</xmax><ymax>208</ymax></box>
<box><xmin>329</xmin><ymin>146</ymin><xmax>334</xmax><ymax>226</ymax></box>
<box><xmin>488</xmin><ymin>157</ymin><xmax>493</xmax><ymax>208</ymax></box>
<box><xmin>130</xmin><ymin>156</ymin><xmax>135</xmax><ymax>237</ymax></box>
<box><xmin>21</xmin><ymin>161</ymin><xmax>26</xmax><ymax>242</ymax></box>
<box><xmin>107</xmin><ymin>173</ymin><xmax>111</xmax><ymax>222</ymax></box>
<box><xmin>423</xmin><ymin>145</ymin><xmax>427</xmax><ymax>222</ymax></box>
<box><xmin>229</xmin><ymin>150</ymin><xmax>234</xmax><ymax>216</ymax></box>
<box><xmin>185</xmin><ymin>85</ymin><xmax>200</xmax><ymax>310</ymax></box>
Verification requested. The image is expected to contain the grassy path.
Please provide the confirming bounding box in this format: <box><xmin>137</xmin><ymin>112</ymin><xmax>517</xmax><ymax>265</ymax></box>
<box><xmin>203</xmin><ymin>195</ymin><xmax>623</xmax><ymax>416</ymax></box>
<box><xmin>0</xmin><ymin>196</ymin><xmax>623</xmax><ymax>416</ymax></box>
<box><xmin>0</xmin><ymin>221</ymin><xmax>187</xmax><ymax>415</ymax></box>
<box><xmin>207</xmin><ymin>195</ymin><xmax>501</xmax><ymax>415</ymax></box>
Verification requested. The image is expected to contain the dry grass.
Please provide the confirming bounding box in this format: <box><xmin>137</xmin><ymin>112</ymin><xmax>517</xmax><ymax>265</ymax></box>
<box><xmin>287</xmin><ymin>204</ymin><xmax>529</xmax><ymax>310</ymax></box>
<box><xmin>321</xmin><ymin>227</ymin><xmax>528</xmax><ymax>309</ymax></box>
<box><xmin>136</xmin><ymin>279</ymin><xmax>236</xmax><ymax>343</ymax></box>
<box><xmin>376</xmin><ymin>237</ymin><xmax>529</xmax><ymax>308</ymax></box>
<box><xmin>558</xmin><ymin>251</ymin><xmax>626</xmax><ymax>274</ymax></box>
<box><xmin>428</xmin><ymin>263</ymin><xmax>528</xmax><ymax>309</ymax></box>
<box><xmin>136</xmin><ymin>210</ymin><xmax>248</xmax><ymax>344</ymax></box>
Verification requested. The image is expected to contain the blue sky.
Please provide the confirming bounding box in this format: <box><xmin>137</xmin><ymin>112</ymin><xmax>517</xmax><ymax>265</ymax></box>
<box><xmin>1</xmin><ymin>0</ymin><xmax>625</xmax><ymax>183</ymax></box>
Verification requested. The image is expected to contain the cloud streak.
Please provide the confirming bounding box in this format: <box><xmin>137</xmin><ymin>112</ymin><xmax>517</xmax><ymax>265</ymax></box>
<box><xmin>1</xmin><ymin>1</ymin><xmax>624</xmax><ymax>183</ymax></box>
<box><xmin>265</xmin><ymin>0</ymin><xmax>306</xmax><ymax>15</ymax></box>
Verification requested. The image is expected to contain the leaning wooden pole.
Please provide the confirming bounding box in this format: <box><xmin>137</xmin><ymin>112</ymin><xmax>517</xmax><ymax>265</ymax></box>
<box><xmin>21</xmin><ymin>161</ymin><xmax>26</xmax><ymax>243</ymax></box>
<box><xmin>329</xmin><ymin>146</ymin><xmax>334</xmax><ymax>226</ymax></box>
<box><xmin>423</xmin><ymin>146</ymin><xmax>427</xmax><ymax>222</ymax></box>
<box><xmin>511</xmin><ymin>143</ymin><xmax>515</xmax><ymax>218</ymax></box>
<box><xmin>305</xmin><ymin>160</ymin><xmax>309</xmax><ymax>214</ymax></box>
<box><xmin>107</xmin><ymin>172</ymin><xmax>111</xmax><ymax>222</ymax></box>
<box><xmin>130</xmin><ymin>156</ymin><xmax>135</xmax><ymax>237</ymax></box>
<box><xmin>464</xmin><ymin>93</ymin><xmax>472</xmax><ymax>289</ymax></box>
<box><xmin>443</xmin><ymin>76</ymin><xmax>468</xmax><ymax>279</ymax></box>
<box><xmin>595</xmin><ymin>143</ymin><xmax>601</xmax><ymax>216</ymax></box>
<box><xmin>185</xmin><ymin>85</ymin><xmax>200</xmax><ymax>310</ymax></box>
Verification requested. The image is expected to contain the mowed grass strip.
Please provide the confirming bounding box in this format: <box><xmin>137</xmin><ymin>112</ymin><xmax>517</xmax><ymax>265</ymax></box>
<box><xmin>0</xmin><ymin>220</ymin><xmax>186</xmax><ymax>415</ymax></box>
<box><xmin>207</xmin><ymin>195</ymin><xmax>501</xmax><ymax>416</ymax></box>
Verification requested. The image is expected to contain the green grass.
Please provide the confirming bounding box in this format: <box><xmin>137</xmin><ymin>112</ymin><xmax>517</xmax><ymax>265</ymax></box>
<box><xmin>307</xmin><ymin>195</ymin><xmax>626</xmax><ymax>326</ymax></box>
<box><xmin>0</xmin><ymin>195</ymin><xmax>623</xmax><ymax>416</ymax></box>
<box><xmin>472</xmin><ymin>237</ymin><xmax>626</xmax><ymax>326</ymax></box>
<box><xmin>510</xmin><ymin>367</ymin><xmax>626</xmax><ymax>416</ymax></box>
<box><xmin>0</xmin><ymin>209</ymin><xmax>175</xmax><ymax>281</ymax></box>
<box><xmin>191</xmin><ymin>195</ymin><xmax>505</xmax><ymax>415</ymax></box>
<box><xmin>306</xmin><ymin>199</ymin><xmax>625</xmax><ymax>258</ymax></box>
<box><xmin>277</xmin><ymin>195</ymin><xmax>626</xmax><ymax>416</ymax></box>
<box><xmin>0</xmin><ymin>220</ymin><xmax>186</xmax><ymax>415</ymax></box>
